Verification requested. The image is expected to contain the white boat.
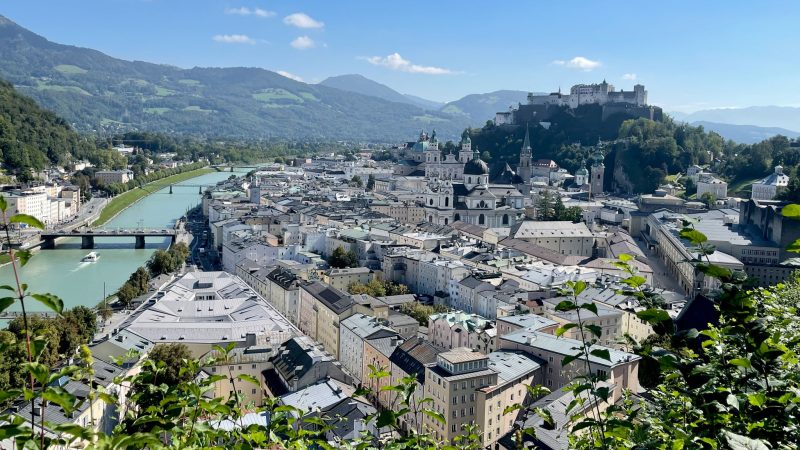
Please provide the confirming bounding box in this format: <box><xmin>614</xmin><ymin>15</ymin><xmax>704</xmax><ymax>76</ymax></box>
<box><xmin>82</xmin><ymin>252</ymin><xmax>100</xmax><ymax>262</ymax></box>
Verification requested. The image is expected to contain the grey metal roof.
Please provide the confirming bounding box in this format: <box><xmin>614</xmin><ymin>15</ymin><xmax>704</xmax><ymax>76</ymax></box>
<box><xmin>487</xmin><ymin>351</ymin><xmax>544</xmax><ymax>387</ymax></box>
<box><xmin>500</xmin><ymin>330</ymin><xmax>638</xmax><ymax>367</ymax></box>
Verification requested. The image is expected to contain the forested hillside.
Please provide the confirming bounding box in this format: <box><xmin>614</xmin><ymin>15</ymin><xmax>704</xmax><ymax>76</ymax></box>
<box><xmin>0</xmin><ymin>78</ymin><xmax>119</xmax><ymax>181</ymax></box>
<box><xmin>465</xmin><ymin>112</ymin><xmax>800</xmax><ymax>194</ymax></box>
<box><xmin>0</xmin><ymin>15</ymin><xmax>467</xmax><ymax>141</ymax></box>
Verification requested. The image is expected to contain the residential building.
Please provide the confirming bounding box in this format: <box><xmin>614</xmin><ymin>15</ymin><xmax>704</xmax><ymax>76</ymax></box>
<box><xmin>94</xmin><ymin>169</ymin><xmax>134</xmax><ymax>185</ymax></box>
<box><xmin>323</xmin><ymin>267</ymin><xmax>374</xmax><ymax>292</ymax></box>
<box><xmin>201</xmin><ymin>345</ymin><xmax>272</xmax><ymax>406</ymax></box>
<box><xmin>266</xmin><ymin>336</ymin><xmax>350</xmax><ymax>396</ymax></box>
<box><xmin>428</xmin><ymin>311</ymin><xmax>496</xmax><ymax>354</ymax></box>
<box><xmin>498</xmin><ymin>329</ymin><xmax>640</xmax><ymax>400</ymax></box>
<box><xmin>508</xmin><ymin>221</ymin><xmax>595</xmax><ymax>257</ymax></box>
<box><xmin>339</xmin><ymin>314</ymin><xmax>400</xmax><ymax>385</ymax></box>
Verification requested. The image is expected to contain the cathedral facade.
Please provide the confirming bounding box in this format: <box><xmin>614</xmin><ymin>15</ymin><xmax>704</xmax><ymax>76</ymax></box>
<box><xmin>420</xmin><ymin>130</ymin><xmax>528</xmax><ymax>228</ymax></box>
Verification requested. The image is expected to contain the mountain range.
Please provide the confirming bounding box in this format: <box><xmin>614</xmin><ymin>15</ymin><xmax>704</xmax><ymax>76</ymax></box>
<box><xmin>0</xmin><ymin>15</ymin><xmax>477</xmax><ymax>141</ymax></box>
<box><xmin>0</xmin><ymin>14</ymin><xmax>531</xmax><ymax>141</ymax></box>
<box><xmin>689</xmin><ymin>121</ymin><xmax>799</xmax><ymax>144</ymax></box>
<box><xmin>671</xmin><ymin>106</ymin><xmax>800</xmax><ymax>133</ymax></box>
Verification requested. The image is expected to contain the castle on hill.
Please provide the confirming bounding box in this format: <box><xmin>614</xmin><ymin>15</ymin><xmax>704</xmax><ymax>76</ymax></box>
<box><xmin>495</xmin><ymin>80</ymin><xmax>661</xmax><ymax>126</ymax></box>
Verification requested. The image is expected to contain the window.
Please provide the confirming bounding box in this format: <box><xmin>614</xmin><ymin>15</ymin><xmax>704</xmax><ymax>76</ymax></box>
<box><xmin>251</xmin><ymin>364</ymin><xmax>257</xmax><ymax>369</ymax></box>
<box><xmin>452</xmin><ymin>411</ymin><xmax>457</xmax><ymax>418</ymax></box>
<box><xmin>454</xmin><ymin>213</ymin><xmax>461</xmax><ymax>221</ymax></box>
<box><xmin>479</xmin><ymin>214</ymin><xmax>485</xmax><ymax>225</ymax></box>
<box><xmin>470</xmin><ymin>393</ymin><xmax>475</xmax><ymax>401</ymax></box>
<box><xmin>251</xmin><ymin>388</ymin><xmax>256</xmax><ymax>394</ymax></box>
<box><xmin>461</xmin><ymin>409</ymin><xmax>465</xmax><ymax>417</ymax></box>
<box><xmin>461</xmin><ymin>395</ymin><xmax>466</xmax><ymax>403</ymax></box>
<box><xmin>453</xmin><ymin>397</ymin><xmax>458</xmax><ymax>405</ymax></box>
<box><xmin>502</xmin><ymin>214</ymin><xmax>509</xmax><ymax>225</ymax></box>
<box><xmin>445</xmin><ymin>197</ymin><xmax>449</xmax><ymax>207</ymax></box>
<box><xmin>452</xmin><ymin>424</ymin><xmax>457</xmax><ymax>433</ymax></box>
<box><xmin>461</xmin><ymin>382</ymin><xmax>466</xmax><ymax>390</ymax></box>
<box><xmin>469</xmin><ymin>407</ymin><xmax>474</xmax><ymax>415</ymax></box>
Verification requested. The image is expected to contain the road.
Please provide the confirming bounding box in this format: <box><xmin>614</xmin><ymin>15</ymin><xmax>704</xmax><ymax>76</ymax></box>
<box><xmin>184</xmin><ymin>207</ymin><xmax>220</xmax><ymax>271</ymax></box>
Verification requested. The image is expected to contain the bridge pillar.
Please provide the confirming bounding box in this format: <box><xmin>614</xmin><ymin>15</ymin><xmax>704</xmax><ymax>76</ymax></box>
<box><xmin>199</xmin><ymin>186</ymin><xmax>203</xmax><ymax>194</ymax></box>
<box><xmin>135</xmin><ymin>235</ymin><xmax>146</xmax><ymax>249</ymax></box>
<box><xmin>81</xmin><ymin>236</ymin><xmax>94</xmax><ymax>249</ymax></box>
<box><xmin>230</xmin><ymin>167</ymin><xmax>234</xmax><ymax>172</ymax></box>
<box><xmin>169</xmin><ymin>185</ymin><xmax>173</xmax><ymax>194</ymax></box>
<box><xmin>42</xmin><ymin>236</ymin><xmax>55</xmax><ymax>249</ymax></box>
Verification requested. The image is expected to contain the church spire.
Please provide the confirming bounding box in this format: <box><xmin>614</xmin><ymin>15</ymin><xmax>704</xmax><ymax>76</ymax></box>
<box><xmin>522</xmin><ymin>123</ymin><xmax>532</xmax><ymax>153</ymax></box>
<box><xmin>517</xmin><ymin>123</ymin><xmax>533</xmax><ymax>186</ymax></box>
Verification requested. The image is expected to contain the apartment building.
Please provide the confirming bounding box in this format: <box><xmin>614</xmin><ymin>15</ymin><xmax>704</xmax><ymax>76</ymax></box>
<box><xmin>421</xmin><ymin>348</ymin><xmax>542</xmax><ymax>447</ymax></box>
<box><xmin>94</xmin><ymin>169</ymin><xmax>134</xmax><ymax>185</ymax></box>
<box><xmin>339</xmin><ymin>314</ymin><xmax>400</xmax><ymax>385</ymax></box>
<box><xmin>497</xmin><ymin>329</ymin><xmax>640</xmax><ymax>402</ymax></box>
<box><xmin>323</xmin><ymin>267</ymin><xmax>374</xmax><ymax>292</ymax></box>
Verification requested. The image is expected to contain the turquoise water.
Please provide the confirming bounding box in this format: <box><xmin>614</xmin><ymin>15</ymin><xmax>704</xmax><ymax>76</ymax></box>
<box><xmin>0</xmin><ymin>170</ymin><xmax>240</xmax><ymax>313</ymax></box>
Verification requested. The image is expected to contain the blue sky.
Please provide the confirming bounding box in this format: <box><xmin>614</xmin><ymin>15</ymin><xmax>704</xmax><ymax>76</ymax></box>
<box><xmin>2</xmin><ymin>0</ymin><xmax>799</xmax><ymax>111</ymax></box>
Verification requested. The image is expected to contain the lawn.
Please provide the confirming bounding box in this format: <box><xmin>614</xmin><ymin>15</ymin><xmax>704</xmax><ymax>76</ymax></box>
<box><xmin>183</xmin><ymin>106</ymin><xmax>214</xmax><ymax>113</ymax></box>
<box><xmin>54</xmin><ymin>64</ymin><xmax>88</xmax><ymax>74</ymax></box>
<box><xmin>155</xmin><ymin>86</ymin><xmax>175</xmax><ymax>96</ymax></box>
<box><xmin>144</xmin><ymin>107</ymin><xmax>171</xmax><ymax>115</ymax></box>
<box><xmin>92</xmin><ymin>167</ymin><xmax>213</xmax><ymax>226</ymax></box>
<box><xmin>728</xmin><ymin>177</ymin><xmax>759</xmax><ymax>196</ymax></box>
<box><xmin>252</xmin><ymin>88</ymin><xmax>304</xmax><ymax>104</ymax></box>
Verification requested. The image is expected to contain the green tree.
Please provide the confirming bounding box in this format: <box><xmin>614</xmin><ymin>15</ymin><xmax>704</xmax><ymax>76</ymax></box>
<box><xmin>536</xmin><ymin>190</ymin><xmax>554</xmax><ymax>220</ymax></box>
<box><xmin>328</xmin><ymin>246</ymin><xmax>358</xmax><ymax>268</ymax></box>
<box><xmin>146</xmin><ymin>343</ymin><xmax>194</xmax><ymax>386</ymax></box>
<box><xmin>366</xmin><ymin>174</ymin><xmax>376</xmax><ymax>191</ymax></box>
<box><xmin>116</xmin><ymin>282</ymin><xmax>139</xmax><ymax>307</ymax></box>
<box><xmin>351</xmin><ymin>175</ymin><xmax>363</xmax><ymax>187</ymax></box>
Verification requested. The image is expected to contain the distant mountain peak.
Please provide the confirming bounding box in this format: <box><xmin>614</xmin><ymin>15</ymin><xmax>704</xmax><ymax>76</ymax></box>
<box><xmin>319</xmin><ymin>74</ymin><xmax>441</xmax><ymax>109</ymax></box>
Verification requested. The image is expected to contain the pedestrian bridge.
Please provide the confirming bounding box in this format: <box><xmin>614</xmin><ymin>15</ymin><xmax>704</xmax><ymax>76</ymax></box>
<box><xmin>41</xmin><ymin>229</ymin><xmax>177</xmax><ymax>249</ymax></box>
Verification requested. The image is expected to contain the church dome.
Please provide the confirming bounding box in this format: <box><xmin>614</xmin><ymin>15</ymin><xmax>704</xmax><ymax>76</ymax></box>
<box><xmin>464</xmin><ymin>158</ymin><xmax>489</xmax><ymax>175</ymax></box>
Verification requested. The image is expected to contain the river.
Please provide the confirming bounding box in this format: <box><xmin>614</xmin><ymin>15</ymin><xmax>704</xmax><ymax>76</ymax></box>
<box><xmin>0</xmin><ymin>169</ymin><xmax>243</xmax><ymax>314</ymax></box>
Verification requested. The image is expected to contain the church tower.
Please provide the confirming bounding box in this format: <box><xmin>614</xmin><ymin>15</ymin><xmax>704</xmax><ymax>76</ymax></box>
<box><xmin>459</xmin><ymin>130</ymin><xmax>472</xmax><ymax>163</ymax></box>
<box><xmin>575</xmin><ymin>160</ymin><xmax>589</xmax><ymax>187</ymax></box>
<box><xmin>517</xmin><ymin>124</ymin><xmax>533</xmax><ymax>185</ymax></box>
<box><xmin>424</xmin><ymin>129</ymin><xmax>442</xmax><ymax>179</ymax></box>
<box><xmin>590</xmin><ymin>139</ymin><xmax>605</xmax><ymax>196</ymax></box>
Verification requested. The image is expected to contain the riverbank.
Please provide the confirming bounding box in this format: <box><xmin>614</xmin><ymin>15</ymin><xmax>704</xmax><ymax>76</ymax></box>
<box><xmin>92</xmin><ymin>167</ymin><xmax>214</xmax><ymax>226</ymax></box>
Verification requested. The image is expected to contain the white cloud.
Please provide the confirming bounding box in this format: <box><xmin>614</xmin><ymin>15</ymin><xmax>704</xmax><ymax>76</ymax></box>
<box><xmin>212</xmin><ymin>34</ymin><xmax>256</xmax><ymax>44</ymax></box>
<box><xmin>290</xmin><ymin>36</ymin><xmax>315</xmax><ymax>50</ymax></box>
<box><xmin>277</xmin><ymin>70</ymin><xmax>304</xmax><ymax>82</ymax></box>
<box><xmin>622</xmin><ymin>73</ymin><xmax>637</xmax><ymax>81</ymax></box>
<box><xmin>552</xmin><ymin>56</ymin><xmax>602</xmax><ymax>71</ymax></box>
<box><xmin>365</xmin><ymin>53</ymin><xmax>453</xmax><ymax>75</ymax></box>
<box><xmin>283</xmin><ymin>13</ymin><xmax>324</xmax><ymax>29</ymax></box>
<box><xmin>225</xmin><ymin>7</ymin><xmax>275</xmax><ymax>17</ymax></box>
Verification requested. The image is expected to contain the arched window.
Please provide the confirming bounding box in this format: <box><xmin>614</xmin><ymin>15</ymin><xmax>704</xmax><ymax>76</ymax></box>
<box><xmin>429</xmin><ymin>199</ymin><xmax>434</xmax><ymax>205</ymax></box>
<box><xmin>429</xmin><ymin>215</ymin><xmax>433</xmax><ymax>222</ymax></box>
<box><xmin>478</xmin><ymin>214</ymin><xmax>485</xmax><ymax>225</ymax></box>
<box><xmin>444</xmin><ymin>218</ymin><xmax>448</xmax><ymax>225</ymax></box>
<box><xmin>468</xmin><ymin>177</ymin><xmax>472</xmax><ymax>184</ymax></box>
<box><xmin>502</xmin><ymin>214</ymin><xmax>509</xmax><ymax>225</ymax></box>
<box><xmin>445</xmin><ymin>197</ymin><xmax>449</xmax><ymax>207</ymax></box>
<box><xmin>454</xmin><ymin>213</ymin><xmax>461</xmax><ymax>221</ymax></box>
<box><xmin>478</xmin><ymin>200</ymin><xmax>486</xmax><ymax>208</ymax></box>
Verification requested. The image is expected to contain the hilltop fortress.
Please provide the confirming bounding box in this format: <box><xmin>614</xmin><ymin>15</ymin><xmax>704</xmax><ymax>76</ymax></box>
<box><xmin>496</xmin><ymin>80</ymin><xmax>662</xmax><ymax>125</ymax></box>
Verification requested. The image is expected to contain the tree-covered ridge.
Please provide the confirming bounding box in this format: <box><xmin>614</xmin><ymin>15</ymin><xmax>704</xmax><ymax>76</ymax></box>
<box><xmin>466</xmin><ymin>112</ymin><xmax>800</xmax><ymax>194</ymax></box>
<box><xmin>0</xmin><ymin>15</ymin><xmax>468</xmax><ymax>141</ymax></box>
<box><xmin>0</xmin><ymin>78</ymin><xmax>99</xmax><ymax>180</ymax></box>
